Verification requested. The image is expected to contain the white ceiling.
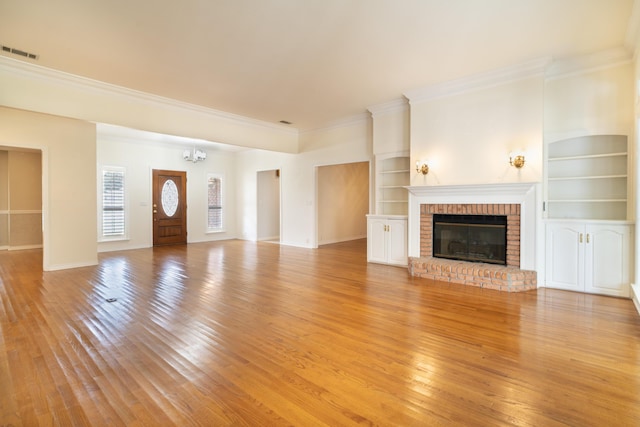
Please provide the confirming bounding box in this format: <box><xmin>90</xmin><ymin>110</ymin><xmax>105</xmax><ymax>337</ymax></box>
<box><xmin>0</xmin><ymin>0</ymin><xmax>636</xmax><ymax>131</ymax></box>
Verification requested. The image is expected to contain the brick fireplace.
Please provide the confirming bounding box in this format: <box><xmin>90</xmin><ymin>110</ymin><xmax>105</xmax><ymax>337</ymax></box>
<box><xmin>406</xmin><ymin>183</ymin><xmax>538</xmax><ymax>292</ymax></box>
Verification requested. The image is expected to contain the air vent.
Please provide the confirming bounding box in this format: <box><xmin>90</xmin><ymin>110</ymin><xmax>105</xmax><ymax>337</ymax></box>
<box><xmin>1</xmin><ymin>44</ymin><xmax>39</xmax><ymax>60</ymax></box>
<box><xmin>279</xmin><ymin>120</ymin><xmax>292</xmax><ymax>125</ymax></box>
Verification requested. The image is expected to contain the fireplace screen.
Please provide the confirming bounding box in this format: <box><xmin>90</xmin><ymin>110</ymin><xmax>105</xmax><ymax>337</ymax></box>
<box><xmin>433</xmin><ymin>214</ymin><xmax>507</xmax><ymax>265</ymax></box>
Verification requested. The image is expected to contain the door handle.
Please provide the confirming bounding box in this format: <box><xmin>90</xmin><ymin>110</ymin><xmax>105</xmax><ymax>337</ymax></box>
<box><xmin>579</xmin><ymin>233</ymin><xmax>583</xmax><ymax>243</ymax></box>
<box><xmin>586</xmin><ymin>233</ymin><xmax>590</xmax><ymax>243</ymax></box>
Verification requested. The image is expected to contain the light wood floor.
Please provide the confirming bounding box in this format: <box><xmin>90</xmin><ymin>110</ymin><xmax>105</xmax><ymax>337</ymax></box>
<box><xmin>1</xmin><ymin>239</ymin><xmax>639</xmax><ymax>426</ymax></box>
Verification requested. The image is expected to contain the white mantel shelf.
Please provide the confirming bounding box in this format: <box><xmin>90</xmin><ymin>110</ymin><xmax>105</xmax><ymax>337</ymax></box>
<box><xmin>406</xmin><ymin>182</ymin><xmax>538</xmax><ymax>201</ymax></box>
<box><xmin>406</xmin><ymin>182</ymin><xmax>540</xmax><ymax>271</ymax></box>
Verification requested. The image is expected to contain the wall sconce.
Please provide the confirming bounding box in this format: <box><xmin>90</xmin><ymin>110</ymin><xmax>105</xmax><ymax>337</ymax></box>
<box><xmin>509</xmin><ymin>152</ymin><xmax>525</xmax><ymax>169</ymax></box>
<box><xmin>415</xmin><ymin>160</ymin><xmax>429</xmax><ymax>175</ymax></box>
<box><xmin>183</xmin><ymin>148</ymin><xmax>207</xmax><ymax>163</ymax></box>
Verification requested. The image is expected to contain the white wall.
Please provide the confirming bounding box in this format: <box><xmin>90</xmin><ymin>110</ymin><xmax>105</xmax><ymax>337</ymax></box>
<box><xmin>544</xmin><ymin>63</ymin><xmax>634</xmax><ymax>140</ymax></box>
<box><xmin>0</xmin><ymin>107</ymin><xmax>97</xmax><ymax>270</ymax></box>
<box><xmin>409</xmin><ymin>75</ymin><xmax>544</xmax><ymax>187</ymax></box>
<box><xmin>371</xmin><ymin>101</ymin><xmax>410</xmax><ymax>156</ymax></box>
<box><xmin>97</xmin><ymin>132</ymin><xmax>238</xmax><ymax>252</ymax></box>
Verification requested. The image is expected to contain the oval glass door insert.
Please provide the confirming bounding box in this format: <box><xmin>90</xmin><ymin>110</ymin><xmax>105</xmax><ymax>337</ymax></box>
<box><xmin>161</xmin><ymin>179</ymin><xmax>179</xmax><ymax>217</ymax></box>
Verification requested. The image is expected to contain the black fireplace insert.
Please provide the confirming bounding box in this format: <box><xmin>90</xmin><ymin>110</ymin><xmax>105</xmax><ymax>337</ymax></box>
<box><xmin>432</xmin><ymin>214</ymin><xmax>507</xmax><ymax>265</ymax></box>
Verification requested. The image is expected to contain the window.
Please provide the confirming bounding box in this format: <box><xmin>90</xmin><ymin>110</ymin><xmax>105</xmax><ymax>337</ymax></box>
<box><xmin>101</xmin><ymin>166</ymin><xmax>126</xmax><ymax>238</ymax></box>
<box><xmin>207</xmin><ymin>174</ymin><xmax>223</xmax><ymax>231</ymax></box>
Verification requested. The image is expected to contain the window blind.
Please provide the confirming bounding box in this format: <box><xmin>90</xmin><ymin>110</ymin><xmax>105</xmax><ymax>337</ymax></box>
<box><xmin>207</xmin><ymin>176</ymin><xmax>222</xmax><ymax>230</ymax></box>
<box><xmin>103</xmin><ymin>170</ymin><xmax>125</xmax><ymax>236</ymax></box>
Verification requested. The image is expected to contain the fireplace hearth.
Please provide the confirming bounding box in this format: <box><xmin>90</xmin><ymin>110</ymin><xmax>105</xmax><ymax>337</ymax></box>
<box><xmin>433</xmin><ymin>214</ymin><xmax>507</xmax><ymax>265</ymax></box>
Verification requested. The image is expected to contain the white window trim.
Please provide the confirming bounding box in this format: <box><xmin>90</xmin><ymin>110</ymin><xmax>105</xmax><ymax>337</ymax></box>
<box><xmin>207</xmin><ymin>172</ymin><xmax>225</xmax><ymax>233</ymax></box>
<box><xmin>98</xmin><ymin>165</ymin><xmax>128</xmax><ymax>242</ymax></box>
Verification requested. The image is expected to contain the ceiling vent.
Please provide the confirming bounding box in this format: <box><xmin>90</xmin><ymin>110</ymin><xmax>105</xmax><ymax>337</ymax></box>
<box><xmin>1</xmin><ymin>44</ymin><xmax>38</xmax><ymax>60</ymax></box>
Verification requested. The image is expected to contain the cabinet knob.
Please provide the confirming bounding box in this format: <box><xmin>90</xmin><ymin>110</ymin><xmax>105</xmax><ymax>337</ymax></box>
<box><xmin>579</xmin><ymin>233</ymin><xmax>583</xmax><ymax>243</ymax></box>
<box><xmin>586</xmin><ymin>233</ymin><xmax>590</xmax><ymax>243</ymax></box>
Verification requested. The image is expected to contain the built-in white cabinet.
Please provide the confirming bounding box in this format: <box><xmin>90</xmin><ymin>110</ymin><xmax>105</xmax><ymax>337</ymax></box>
<box><xmin>367</xmin><ymin>215</ymin><xmax>407</xmax><ymax>266</ymax></box>
<box><xmin>545</xmin><ymin>221</ymin><xmax>633</xmax><ymax>297</ymax></box>
<box><xmin>375</xmin><ymin>153</ymin><xmax>409</xmax><ymax>215</ymax></box>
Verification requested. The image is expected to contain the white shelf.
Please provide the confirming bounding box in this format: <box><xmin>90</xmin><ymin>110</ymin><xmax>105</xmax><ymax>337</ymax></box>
<box><xmin>548</xmin><ymin>152</ymin><xmax>627</xmax><ymax>161</ymax></box>
<box><xmin>549</xmin><ymin>199</ymin><xmax>626</xmax><ymax>203</ymax></box>
<box><xmin>376</xmin><ymin>154</ymin><xmax>409</xmax><ymax>216</ymax></box>
<box><xmin>548</xmin><ymin>174</ymin><xmax>627</xmax><ymax>181</ymax></box>
<box><xmin>546</xmin><ymin>135</ymin><xmax>628</xmax><ymax>221</ymax></box>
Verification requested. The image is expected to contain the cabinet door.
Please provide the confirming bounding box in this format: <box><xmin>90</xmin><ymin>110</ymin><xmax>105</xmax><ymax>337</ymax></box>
<box><xmin>368</xmin><ymin>218</ymin><xmax>388</xmax><ymax>263</ymax></box>
<box><xmin>585</xmin><ymin>225</ymin><xmax>630</xmax><ymax>297</ymax></box>
<box><xmin>387</xmin><ymin>219</ymin><xmax>407</xmax><ymax>266</ymax></box>
<box><xmin>545</xmin><ymin>222</ymin><xmax>584</xmax><ymax>291</ymax></box>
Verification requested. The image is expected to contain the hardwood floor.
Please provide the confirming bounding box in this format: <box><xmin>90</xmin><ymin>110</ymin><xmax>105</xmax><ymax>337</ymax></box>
<box><xmin>1</xmin><ymin>239</ymin><xmax>639</xmax><ymax>426</ymax></box>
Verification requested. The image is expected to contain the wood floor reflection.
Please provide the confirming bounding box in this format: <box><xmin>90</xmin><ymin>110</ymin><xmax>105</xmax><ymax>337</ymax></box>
<box><xmin>1</xmin><ymin>239</ymin><xmax>639</xmax><ymax>426</ymax></box>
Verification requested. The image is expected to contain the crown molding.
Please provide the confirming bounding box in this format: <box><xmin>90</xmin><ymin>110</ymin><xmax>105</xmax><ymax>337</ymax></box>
<box><xmin>404</xmin><ymin>57</ymin><xmax>551</xmax><ymax>105</ymax></box>
<box><xmin>0</xmin><ymin>55</ymin><xmax>298</xmax><ymax>136</ymax></box>
<box><xmin>545</xmin><ymin>47</ymin><xmax>632</xmax><ymax>80</ymax></box>
<box><xmin>367</xmin><ymin>97</ymin><xmax>409</xmax><ymax>117</ymax></box>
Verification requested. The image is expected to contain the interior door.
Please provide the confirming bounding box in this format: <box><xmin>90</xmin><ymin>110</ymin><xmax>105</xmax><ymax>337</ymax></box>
<box><xmin>152</xmin><ymin>169</ymin><xmax>187</xmax><ymax>246</ymax></box>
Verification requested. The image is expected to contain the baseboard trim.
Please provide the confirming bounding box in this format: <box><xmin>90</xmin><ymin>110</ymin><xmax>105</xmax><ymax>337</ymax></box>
<box><xmin>8</xmin><ymin>244</ymin><xmax>43</xmax><ymax>251</ymax></box>
<box><xmin>44</xmin><ymin>259</ymin><xmax>98</xmax><ymax>271</ymax></box>
<box><xmin>631</xmin><ymin>284</ymin><xmax>640</xmax><ymax>316</ymax></box>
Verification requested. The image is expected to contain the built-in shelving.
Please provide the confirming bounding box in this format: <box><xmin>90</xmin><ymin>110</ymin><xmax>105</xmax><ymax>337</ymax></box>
<box><xmin>546</xmin><ymin>135</ymin><xmax>628</xmax><ymax>220</ymax></box>
<box><xmin>376</xmin><ymin>154</ymin><xmax>409</xmax><ymax>215</ymax></box>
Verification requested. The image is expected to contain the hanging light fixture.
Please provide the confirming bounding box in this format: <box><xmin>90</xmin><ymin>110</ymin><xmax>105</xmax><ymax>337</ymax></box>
<box><xmin>183</xmin><ymin>148</ymin><xmax>207</xmax><ymax>163</ymax></box>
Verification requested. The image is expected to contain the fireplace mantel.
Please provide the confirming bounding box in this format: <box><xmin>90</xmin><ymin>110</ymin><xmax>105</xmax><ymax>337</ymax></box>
<box><xmin>406</xmin><ymin>182</ymin><xmax>538</xmax><ymax>200</ymax></box>
<box><xmin>406</xmin><ymin>182</ymin><xmax>540</xmax><ymax>271</ymax></box>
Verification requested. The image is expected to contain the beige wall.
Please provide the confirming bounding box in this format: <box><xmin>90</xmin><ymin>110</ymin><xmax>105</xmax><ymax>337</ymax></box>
<box><xmin>0</xmin><ymin>107</ymin><xmax>97</xmax><ymax>270</ymax></box>
<box><xmin>318</xmin><ymin>161</ymin><xmax>369</xmax><ymax>245</ymax></box>
<box><xmin>9</xmin><ymin>151</ymin><xmax>41</xmax><ymax>209</ymax></box>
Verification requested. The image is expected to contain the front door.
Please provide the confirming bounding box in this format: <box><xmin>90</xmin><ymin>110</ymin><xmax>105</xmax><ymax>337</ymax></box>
<box><xmin>152</xmin><ymin>169</ymin><xmax>187</xmax><ymax>246</ymax></box>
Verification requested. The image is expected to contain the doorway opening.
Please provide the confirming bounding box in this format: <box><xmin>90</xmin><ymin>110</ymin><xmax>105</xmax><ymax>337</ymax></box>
<box><xmin>317</xmin><ymin>161</ymin><xmax>369</xmax><ymax>247</ymax></box>
<box><xmin>257</xmin><ymin>169</ymin><xmax>281</xmax><ymax>243</ymax></box>
<box><xmin>0</xmin><ymin>148</ymin><xmax>43</xmax><ymax>251</ymax></box>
